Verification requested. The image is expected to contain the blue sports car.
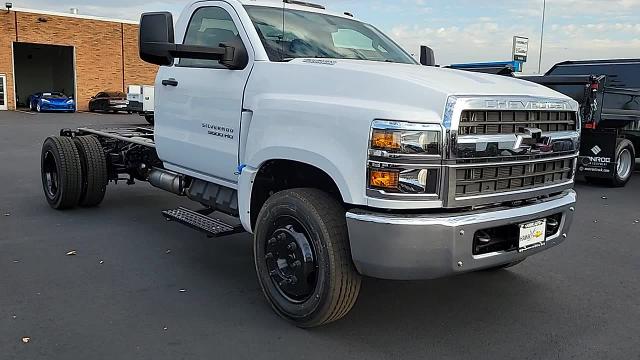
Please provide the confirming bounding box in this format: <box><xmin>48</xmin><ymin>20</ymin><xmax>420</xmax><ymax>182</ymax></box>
<box><xmin>28</xmin><ymin>92</ymin><xmax>76</xmax><ymax>113</ymax></box>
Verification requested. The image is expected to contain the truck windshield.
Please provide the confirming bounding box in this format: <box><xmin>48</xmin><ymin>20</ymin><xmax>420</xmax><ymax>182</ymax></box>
<box><xmin>244</xmin><ymin>5</ymin><xmax>417</xmax><ymax>64</ymax></box>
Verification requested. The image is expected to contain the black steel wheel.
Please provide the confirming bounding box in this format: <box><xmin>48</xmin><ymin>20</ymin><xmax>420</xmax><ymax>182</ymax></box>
<box><xmin>41</xmin><ymin>136</ymin><xmax>83</xmax><ymax>209</ymax></box>
<box><xmin>73</xmin><ymin>136</ymin><xmax>108</xmax><ymax>207</ymax></box>
<box><xmin>254</xmin><ymin>189</ymin><xmax>361</xmax><ymax>328</ymax></box>
<box><xmin>265</xmin><ymin>217</ymin><xmax>318</xmax><ymax>303</ymax></box>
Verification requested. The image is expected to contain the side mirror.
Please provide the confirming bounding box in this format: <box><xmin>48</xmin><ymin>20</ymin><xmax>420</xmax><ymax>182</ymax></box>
<box><xmin>139</xmin><ymin>12</ymin><xmax>248</xmax><ymax>70</ymax></box>
<box><xmin>419</xmin><ymin>45</ymin><xmax>436</xmax><ymax>66</ymax></box>
<box><xmin>139</xmin><ymin>12</ymin><xmax>175</xmax><ymax>66</ymax></box>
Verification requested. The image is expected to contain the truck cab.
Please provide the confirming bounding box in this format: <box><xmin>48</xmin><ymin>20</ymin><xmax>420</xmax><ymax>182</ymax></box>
<box><xmin>41</xmin><ymin>0</ymin><xmax>579</xmax><ymax>327</ymax></box>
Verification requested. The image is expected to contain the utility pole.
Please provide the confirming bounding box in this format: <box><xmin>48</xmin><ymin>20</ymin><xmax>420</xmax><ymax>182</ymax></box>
<box><xmin>538</xmin><ymin>0</ymin><xmax>546</xmax><ymax>74</ymax></box>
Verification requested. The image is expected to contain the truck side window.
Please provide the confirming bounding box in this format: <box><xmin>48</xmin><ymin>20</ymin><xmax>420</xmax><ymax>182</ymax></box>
<box><xmin>180</xmin><ymin>6</ymin><xmax>241</xmax><ymax>68</ymax></box>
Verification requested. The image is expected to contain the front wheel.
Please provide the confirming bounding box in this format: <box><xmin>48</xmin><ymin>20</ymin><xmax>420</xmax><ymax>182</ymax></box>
<box><xmin>254</xmin><ymin>189</ymin><xmax>361</xmax><ymax>328</ymax></box>
<box><xmin>36</xmin><ymin>102</ymin><xmax>42</xmax><ymax>112</ymax></box>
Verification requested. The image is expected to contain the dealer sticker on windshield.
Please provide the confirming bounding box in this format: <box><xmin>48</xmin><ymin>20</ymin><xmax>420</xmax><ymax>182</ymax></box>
<box><xmin>518</xmin><ymin>219</ymin><xmax>546</xmax><ymax>252</ymax></box>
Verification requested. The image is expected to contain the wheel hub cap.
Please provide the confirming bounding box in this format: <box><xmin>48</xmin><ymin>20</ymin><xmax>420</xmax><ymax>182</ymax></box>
<box><xmin>265</xmin><ymin>224</ymin><xmax>317</xmax><ymax>302</ymax></box>
<box><xmin>617</xmin><ymin>148</ymin><xmax>632</xmax><ymax>179</ymax></box>
<box><xmin>43</xmin><ymin>151</ymin><xmax>59</xmax><ymax>197</ymax></box>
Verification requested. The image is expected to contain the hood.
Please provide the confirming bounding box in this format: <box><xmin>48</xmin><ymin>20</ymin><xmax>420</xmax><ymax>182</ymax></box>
<box><xmin>289</xmin><ymin>58</ymin><xmax>571</xmax><ymax>100</ymax></box>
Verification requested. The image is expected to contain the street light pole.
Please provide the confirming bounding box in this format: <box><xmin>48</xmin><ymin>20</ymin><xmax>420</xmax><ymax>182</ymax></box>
<box><xmin>538</xmin><ymin>0</ymin><xmax>546</xmax><ymax>74</ymax></box>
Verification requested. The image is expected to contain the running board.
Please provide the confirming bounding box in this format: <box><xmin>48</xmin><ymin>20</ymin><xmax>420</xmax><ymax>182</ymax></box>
<box><xmin>162</xmin><ymin>207</ymin><xmax>245</xmax><ymax>237</ymax></box>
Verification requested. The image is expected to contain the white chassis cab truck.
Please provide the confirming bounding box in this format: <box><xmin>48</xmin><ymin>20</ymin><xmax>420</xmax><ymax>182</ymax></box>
<box><xmin>40</xmin><ymin>0</ymin><xmax>579</xmax><ymax>327</ymax></box>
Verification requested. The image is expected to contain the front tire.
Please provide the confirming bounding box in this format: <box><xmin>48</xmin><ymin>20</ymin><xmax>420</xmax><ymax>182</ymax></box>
<box><xmin>41</xmin><ymin>136</ymin><xmax>83</xmax><ymax>209</ymax></box>
<box><xmin>36</xmin><ymin>102</ymin><xmax>42</xmax><ymax>112</ymax></box>
<box><xmin>254</xmin><ymin>189</ymin><xmax>361</xmax><ymax>328</ymax></box>
<box><xmin>73</xmin><ymin>136</ymin><xmax>108</xmax><ymax>207</ymax></box>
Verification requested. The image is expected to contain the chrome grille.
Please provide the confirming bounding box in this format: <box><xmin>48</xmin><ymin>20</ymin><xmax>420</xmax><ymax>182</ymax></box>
<box><xmin>459</xmin><ymin>110</ymin><xmax>577</xmax><ymax>135</ymax></box>
<box><xmin>455</xmin><ymin>158</ymin><xmax>574</xmax><ymax>197</ymax></box>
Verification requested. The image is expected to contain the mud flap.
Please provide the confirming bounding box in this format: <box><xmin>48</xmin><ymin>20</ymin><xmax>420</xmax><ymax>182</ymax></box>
<box><xmin>578</xmin><ymin>129</ymin><xmax>617</xmax><ymax>179</ymax></box>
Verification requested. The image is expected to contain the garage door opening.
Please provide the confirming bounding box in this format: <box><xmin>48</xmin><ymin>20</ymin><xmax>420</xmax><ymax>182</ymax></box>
<box><xmin>13</xmin><ymin>42</ymin><xmax>75</xmax><ymax>109</ymax></box>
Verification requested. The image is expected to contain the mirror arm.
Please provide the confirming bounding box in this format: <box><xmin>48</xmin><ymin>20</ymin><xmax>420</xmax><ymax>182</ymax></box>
<box><xmin>170</xmin><ymin>44</ymin><xmax>227</xmax><ymax>60</ymax></box>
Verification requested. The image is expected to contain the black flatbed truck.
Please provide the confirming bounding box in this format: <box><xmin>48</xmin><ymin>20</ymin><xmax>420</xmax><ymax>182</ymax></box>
<box><xmin>452</xmin><ymin>58</ymin><xmax>640</xmax><ymax>186</ymax></box>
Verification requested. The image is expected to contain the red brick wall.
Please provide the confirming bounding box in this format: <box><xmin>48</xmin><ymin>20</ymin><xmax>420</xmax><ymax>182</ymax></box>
<box><xmin>0</xmin><ymin>10</ymin><xmax>157</xmax><ymax>111</ymax></box>
<box><xmin>0</xmin><ymin>12</ymin><xmax>17</xmax><ymax>109</ymax></box>
<box><xmin>123</xmin><ymin>23</ymin><xmax>158</xmax><ymax>89</ymax></box>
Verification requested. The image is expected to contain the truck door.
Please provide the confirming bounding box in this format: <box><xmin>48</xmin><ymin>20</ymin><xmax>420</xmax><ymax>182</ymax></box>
<box><xmin>155</xmin><ymin>2</ymin><xmax>253</xmax><ymax>185</ymax></box>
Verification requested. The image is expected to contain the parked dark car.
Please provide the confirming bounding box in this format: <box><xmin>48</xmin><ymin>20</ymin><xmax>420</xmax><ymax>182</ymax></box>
<box><xmin>88</xmin><ymin>91</ymin><xmax>130</xmax><ymax>113</ymax></box>
<box><xmin>28</xmin><ymin>92</ymin><xmax>76</xmax><ymax>113</ymax></box>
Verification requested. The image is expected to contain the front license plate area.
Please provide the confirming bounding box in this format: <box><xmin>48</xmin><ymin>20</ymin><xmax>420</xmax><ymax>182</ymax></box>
<box><xmin>519</xmin><ymin>219</ymin><xmax>546</xmax><ymax>252</ymax></box>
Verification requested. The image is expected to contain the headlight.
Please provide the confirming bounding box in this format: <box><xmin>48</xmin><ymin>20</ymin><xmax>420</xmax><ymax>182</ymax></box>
<box><xmin>368</xmin><ymin>168</ymin><xmax>439</xmax><ymax>194</ymax></box>
<box><xmin>41</xmin><ymin>99</ymin><xmax>50</xmax><ymax>103</ymax></box>
<box><xmin>66</xmin><ymin>99</ymin><xmax>74</xmax><ymax>104</ymax></box>
<box><xmin>367</xmin><ymin>120</ymin><xmax>443</xmax><ymax>197</ymax></box>
<box><xmin>370</xmin><ymin>120</ymin><xmax>442</xmax><ymax>155</ymax></box>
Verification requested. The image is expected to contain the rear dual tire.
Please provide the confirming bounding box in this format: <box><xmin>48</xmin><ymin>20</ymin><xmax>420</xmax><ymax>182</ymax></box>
<box><xmin>41</xmin><ymin>135</ymin><xmax>108</xmax><ymax>209</ymax></box>
<box><xmin>254</xmin><ymin>189</ymin><xmax>361</xmax><ymax>328</ymax></box>
<box><xmin>41</xmin><ymin>137</ymin><xmax>83</xmax><ymax>209</ymax></box>
<box><xmin>73</xmin><ymin>136</ymin><xmax>108</xmax><ymax>207</ymax></box>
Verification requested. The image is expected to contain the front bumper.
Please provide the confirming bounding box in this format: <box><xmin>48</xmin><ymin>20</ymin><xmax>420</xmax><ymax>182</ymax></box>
<box><xmin>107</xmin><ymin>104</ymin><xmax>129</xmax><ymax>111</ymax></box>
<box><xmin>40</xmin><ymin>103</ymin><xmax>75</xmax><ymax>111</ymax></box>
<box><xmin>346</xmin><ymin>190</ymin><xmax>576</xmax><ymax>280</ymax></box>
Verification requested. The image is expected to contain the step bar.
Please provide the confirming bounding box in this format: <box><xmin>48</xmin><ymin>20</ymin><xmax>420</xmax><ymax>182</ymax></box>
<box><xmin>162</xmin><ymin>207</ymin><xmax>244</xmax><ymax>237</ymax></box>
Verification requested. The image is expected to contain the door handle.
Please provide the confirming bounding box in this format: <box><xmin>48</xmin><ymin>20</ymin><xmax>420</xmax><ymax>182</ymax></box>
<box><xmin>162</xmin><ymin>78</ymin><xmax>178</xmax><ymax>87</ymax></box>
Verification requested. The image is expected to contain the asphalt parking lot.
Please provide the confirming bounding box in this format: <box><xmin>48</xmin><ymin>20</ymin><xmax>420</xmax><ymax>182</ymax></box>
<box><xmin>1</xmin><ymin>111</ymin><xmax>639</xmax><ymax>360</ymax></box>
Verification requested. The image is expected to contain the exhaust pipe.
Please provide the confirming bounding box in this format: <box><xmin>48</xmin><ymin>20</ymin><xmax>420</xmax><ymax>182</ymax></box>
<box><xmin>148</xmin><ymin>168</ymin><xmax>185</xmax><ymax>195</ymax></box>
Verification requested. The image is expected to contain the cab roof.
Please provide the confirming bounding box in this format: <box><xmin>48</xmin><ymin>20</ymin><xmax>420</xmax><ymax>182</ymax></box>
<box><xmin>237</xmin><ymin>0</ymin><xmax>357</xmax><ymax>20</ymax></box>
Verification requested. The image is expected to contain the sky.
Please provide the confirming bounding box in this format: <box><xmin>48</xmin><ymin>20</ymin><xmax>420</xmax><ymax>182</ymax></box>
<box><xmin>12</xmin><ymin>0</ymin><xmax>640</xmax><ymax>73</ymax></box>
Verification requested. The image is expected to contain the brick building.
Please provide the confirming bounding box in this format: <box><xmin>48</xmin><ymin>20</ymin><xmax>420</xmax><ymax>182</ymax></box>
<box><xmin>0</xmin><ymin>8</ymin><xmax>158</xmax><ymax>111</ymax></box>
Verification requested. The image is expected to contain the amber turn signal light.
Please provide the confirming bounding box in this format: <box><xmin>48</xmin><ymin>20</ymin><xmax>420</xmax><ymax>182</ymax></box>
<box><xmin>371</xmin><ymin>129</ymin><xmax>401</xmax><ymax>150</ymax></box>
<box><xmin>369</xmin><ymin>169</ymin><xmax>399</xmax><ymax>190</ymax></box>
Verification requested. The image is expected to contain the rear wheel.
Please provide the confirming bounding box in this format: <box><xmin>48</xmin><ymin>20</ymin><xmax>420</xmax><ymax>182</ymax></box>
<box><xmin>588</xmin><ymin>139</ymin><xmax>636</xmax><ymax>187</ymax></box>
<box><xmin>612</xmin><ymin>139</ymin><xmax>635</xmax><ymax>187</ymax></box>
<box><xmin>254</xmin><ymin>189</ymin><xmax>361</xmax><ymax>328</ymax></box>
<box><xmin>41</xmin><ymin>136</ymin><xmax>83</xmax><ymax>209</ymax></box>
<box><xmin>73</xmin><ymin>136</ymin><xmax>108</xmax><ymax>207</ymax></box>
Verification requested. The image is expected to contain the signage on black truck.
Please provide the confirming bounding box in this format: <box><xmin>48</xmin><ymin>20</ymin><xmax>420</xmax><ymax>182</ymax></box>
<box><xmin>578</xmin><ymin>129</ymin><xmax>617</xmax><ymax>177</ymax></box>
